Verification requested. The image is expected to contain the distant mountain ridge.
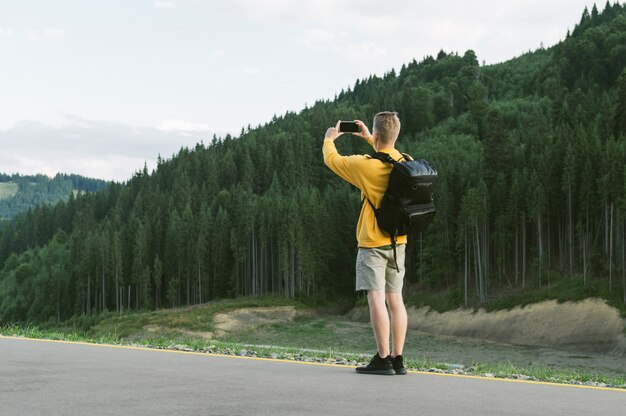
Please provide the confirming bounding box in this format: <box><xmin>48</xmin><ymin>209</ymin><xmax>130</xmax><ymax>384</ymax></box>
<box><xmin>0</xmin><ymin>173</ymin><xmax>110</xmax><ymax>221</ymax></box>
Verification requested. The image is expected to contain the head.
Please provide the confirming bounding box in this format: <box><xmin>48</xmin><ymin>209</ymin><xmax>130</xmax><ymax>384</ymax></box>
<box><xmin>372</xmin><ymin>111</ymin><xmax>401</xmax><ymax>151</ymax></box>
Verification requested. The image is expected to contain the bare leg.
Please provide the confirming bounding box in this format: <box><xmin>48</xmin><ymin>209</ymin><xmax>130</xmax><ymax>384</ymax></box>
<box><xmin>386</xmin><ymin>292</ymin><xmax>407</xmax><ymax>357</ymax></box>
<box><xmin>367</xmin><ymin>290</ymin><xmax>390</xmax><ymax>357</ymax></box>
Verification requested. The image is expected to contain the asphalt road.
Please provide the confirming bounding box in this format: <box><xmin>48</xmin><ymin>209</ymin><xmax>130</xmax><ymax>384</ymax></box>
<box><xmin>1</xmin><ymin>336</ymin><xmax>624</xmax><ymax>416</ymax></box>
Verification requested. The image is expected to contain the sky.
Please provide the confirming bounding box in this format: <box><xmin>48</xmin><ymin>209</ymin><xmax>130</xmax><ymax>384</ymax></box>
<box><xmin>0</xmin><ymin>0</ymin><xmax>602</xmax><ymax>182</ymax></box>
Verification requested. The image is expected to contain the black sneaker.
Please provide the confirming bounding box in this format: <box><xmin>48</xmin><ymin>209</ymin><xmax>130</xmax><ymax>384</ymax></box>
<box><xmin>355</xmin><ymin>353</ymin><xmax>395</xmax><ymax>375</ymax></box>
<box><xmin>392</xmin><ymin>355</ymin><xmax>407</xmax><ymax>375</ymax></box>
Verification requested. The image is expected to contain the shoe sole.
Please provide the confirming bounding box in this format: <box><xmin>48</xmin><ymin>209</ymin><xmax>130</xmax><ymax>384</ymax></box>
<box><xmin>395</xmin><ymin>369</ymin><xmax>407</xmax><ymax>375</ymax></box>
<box><xmin>355</xmin><ymin>369</ymin><xmax>395</xmax><ymax>375</ymax></box>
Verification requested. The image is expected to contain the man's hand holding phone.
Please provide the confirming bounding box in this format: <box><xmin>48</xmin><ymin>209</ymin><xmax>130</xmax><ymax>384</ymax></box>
<box><xmin>352</xmin><ymin>120</ymin><xmax>373</xmax><ymax>143</ymax></box>
<box><xmin>325</xmin><ymin>121</ymin><xmax>344</xmax><ymax>142</ymax></box>
<box><xmin>327</xmin><ymin>120</ymin><xmax>372</xmax><ymax>143</ymax></box>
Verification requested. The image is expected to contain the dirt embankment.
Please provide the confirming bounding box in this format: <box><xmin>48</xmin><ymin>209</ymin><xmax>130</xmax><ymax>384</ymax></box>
<box><xmin>349</xmin><ymin>298</ymin><xmax>626</xmax><ymax>353</ymax></box>
<box><xmin>211</xmin><ymin>306</ymin><xmax>298</xmax><ymax>337</ymax></box>
<box><xmin>141</xmin><ymin>306</ymin><xmax>299</xmax><ymax>340</ymax></box>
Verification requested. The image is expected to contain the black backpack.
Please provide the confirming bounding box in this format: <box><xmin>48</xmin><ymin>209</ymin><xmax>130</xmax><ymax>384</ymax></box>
<box><xmin>363</xmin><ymin>152</ymin><xmax>437</xmax><ymax>270</ymax></box>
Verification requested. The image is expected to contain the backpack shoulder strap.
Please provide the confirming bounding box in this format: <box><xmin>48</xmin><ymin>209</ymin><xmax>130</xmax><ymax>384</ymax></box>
<box><xmin>370</xmin><ymin>152</ymin><xmax>398</xmax><ymax>165</ymax></box>
<box><xmin>361</xmin><ymin>195</ymin><xmax>377</xmax><ymax>211</ymax></box>
<box><xmin>400</xmin><ymin>153</ymin><xmax>414</xmax><ymax>161</ymax></box>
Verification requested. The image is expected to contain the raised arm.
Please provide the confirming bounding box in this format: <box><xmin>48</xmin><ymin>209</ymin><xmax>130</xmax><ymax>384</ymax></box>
<box><xmin>322</xmin><ymin>122</ymin><xmax>359</xmax><ymax>187</ymax></box>
<box><xmin>354</xmin><ymin>120</ymin><xmax>375</xmax><ymax>150</ymax></box>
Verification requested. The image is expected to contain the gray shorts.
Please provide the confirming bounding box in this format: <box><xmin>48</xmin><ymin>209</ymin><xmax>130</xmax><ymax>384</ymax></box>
<box><xmin>355</xmin><ymin>244</ymin><xmax>406</xmax><ymax>293</ymax></box>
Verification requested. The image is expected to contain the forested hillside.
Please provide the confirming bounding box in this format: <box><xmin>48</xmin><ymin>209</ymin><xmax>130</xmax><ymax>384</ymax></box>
<box><xmin>1</xmin><ymin>3</ymin><xmax>625</xmax><ymax>325</ymax></box>
<box><xmin>0</xmin><ymin>173</ymin><xmax>109</xmax><ymax>222</ymax></box>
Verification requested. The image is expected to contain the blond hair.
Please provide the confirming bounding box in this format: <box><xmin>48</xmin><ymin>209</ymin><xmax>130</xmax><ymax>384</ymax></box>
<box><xmin>373</xmin><ymin>111</ymin><xmax>401</xmax><ymax>145</ymax></box>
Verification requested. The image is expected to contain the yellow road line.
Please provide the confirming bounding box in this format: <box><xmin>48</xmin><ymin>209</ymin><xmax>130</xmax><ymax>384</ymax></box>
<box><xmin>404</xmin><ymin>369</ymin><xmax>626</xmax><ymax>392</ymax></box>
<box><xmin>0</xmin><ymin>334</ymin><xmax>353</xmax><ymax>370</ymax></box>
<box><xmin>1</xmin><ymin>335</ymin><xmax>624</xmax><ymax>393</ymax></box>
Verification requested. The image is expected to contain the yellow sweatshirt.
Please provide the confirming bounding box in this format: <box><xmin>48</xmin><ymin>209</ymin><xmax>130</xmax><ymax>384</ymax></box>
<box><xmin>322</xmin><ymin>136</ymin><xmax>408</xmax><ymax>248</ymax></box>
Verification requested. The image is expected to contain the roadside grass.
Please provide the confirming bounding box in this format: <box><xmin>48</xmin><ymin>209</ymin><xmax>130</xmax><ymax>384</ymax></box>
<box><xmin>472</xmin><ymin>361</ymin><xmax>626</xmax><ymax>387</ymax></box>
<box><xmin>1</xmin><ymin>321</ymin><xmax>624</xmax><ymax>388</ymax></box>
<box><xmin>2</xmin><ymin>296</ymin><xmax>625</xmax><ymax>390</ymax></box>
<box><xmin>222</xmin><ymin>317</ymin><xmax>373</xmax><ymax>352</ymax></box>
<box><xmin>37</xmin><ymin>296</ymin><xmax>304</xmax><ymax>338</ymax></box>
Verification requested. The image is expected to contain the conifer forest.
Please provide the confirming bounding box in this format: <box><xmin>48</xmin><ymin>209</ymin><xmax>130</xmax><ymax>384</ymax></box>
<box><xmin>1</xmin><ymin>4</ymin><xmax>625</xmax><ymax>324</ymax></box>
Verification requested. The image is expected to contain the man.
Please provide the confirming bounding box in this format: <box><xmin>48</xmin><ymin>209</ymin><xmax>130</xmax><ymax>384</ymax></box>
<box><xmin>322</xmin><ymin>112</ymin><xmax>408</xmax><ymax>375</ymax></box>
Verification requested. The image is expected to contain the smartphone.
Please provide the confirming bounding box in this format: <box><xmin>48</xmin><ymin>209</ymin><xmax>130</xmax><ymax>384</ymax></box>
<box><xmin>339</xmin><ymin>121</ymin><xmax>360</xmax><ymax>133</ymax></box>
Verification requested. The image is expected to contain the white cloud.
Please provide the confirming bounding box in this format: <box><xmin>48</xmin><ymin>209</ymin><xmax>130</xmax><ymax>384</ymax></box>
<box><xmin>155</xmin><ymin>0</ymin><xmax>176</xmax><ymax>8</ymax></box>
<box><xmin>156</xmin><ymin>119</ymin><xmax>214</xmax><ymax>133</ymax></box>
<box><xmin>298</xmin><ymin>29</ymin><xmax>347</xmax><ymax>50</ymax></box>
<box><xmin>241</xmin><ymin>67</ymin><xmax>261</xmax><ymax>75</ymax></box>
<box><xmin>212</xmin><ymin>0</ymin><xmax>350</xmax><ymax>22</ymax></box>
<box><xmin>210</xmin><ymin>0</ymin><xmax>597</xmax><ymax>66</ymax></box>
<box><xmin>340</xmin><ymin>42</ymin><xmax>387</xmax><ymax>68</ymax></box>
<box><xmin>25</xmin><ymin>31</ymin><xmax>40</xmax><ymax>42</ymax></box>
<box><xmin>0</xmin><ymin>28</ymin><xmax>14</xmax><ymax>38</ymax></box>
<box><xmin>25</xmin><ymin>28</ymin><xmax>66</xmax><ymax>42</ymax></box>
<box><xmin>0</xmin><ymin>116</ymin><xmax>215</xmax><ymax>181</ymax></box>
<box><xmin>44</xmin><ymin>28</ymin><xmax>66</xmax><ymax>37</ymax></box>
<box><xmin>220</xmin><ymin>0</ymin><xmax>295</xmax><ymax>20</ymax></box>
<box><xmin>222</xmin><ymin>66</ymin><xmax>262</xmax><ymax>76</ymax></box>
<box><xmin>10</xmin><ymin>153</ymin><xmax>146</xmax><ymax>183</ymax></box>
